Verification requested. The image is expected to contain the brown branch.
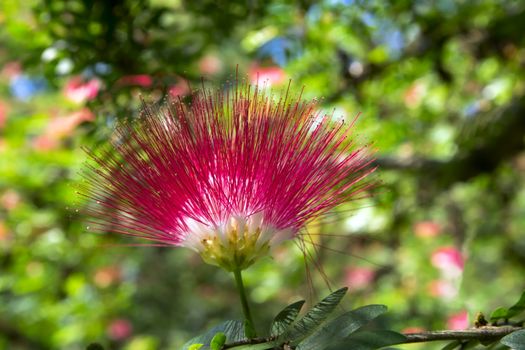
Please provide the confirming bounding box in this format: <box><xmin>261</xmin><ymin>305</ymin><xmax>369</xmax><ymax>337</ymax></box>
<box><xmin>221</xmin><ymin>327</ymin><xmax>524</xmax><ymax>349</ymax></box>
<box><xmin>403</xmin><ymin>326</ymin><xmax>523</xmax><ymax>344</ymax></box>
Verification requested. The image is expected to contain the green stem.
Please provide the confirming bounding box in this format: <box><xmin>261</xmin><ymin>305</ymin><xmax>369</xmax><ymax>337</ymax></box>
<box><xmin>233</xmin><ymin>269</ymin><xmax>257</xmax><ymax>338</ymax></box>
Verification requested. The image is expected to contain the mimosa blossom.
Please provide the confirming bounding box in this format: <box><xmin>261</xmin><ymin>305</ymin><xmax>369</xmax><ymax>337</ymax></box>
<box><xmin>83</xmin><ymin>82</ymin><xmax>375</xmax><ymax>271</ymax></box>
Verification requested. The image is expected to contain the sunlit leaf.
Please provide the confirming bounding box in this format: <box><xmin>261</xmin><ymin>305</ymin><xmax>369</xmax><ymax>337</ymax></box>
<box><xmin>296</xmin><ymin>305</ymin><xmax>388</xmax><ymax>350</ymax></box>
<box><xmin>182</xmin><ymin>321</ymin><xmax>245</xmax><ymax>350</ymax></box>
<box><xmin>270</xmin><ymin>300</ymin><xmax>305</xmax><ymax>336</ymax></box>
<box><xmin>500</xmin><ymin>329</ymin><xmax>525</xmax><ymax>348</ymax></box>
<box><xmin>279</xmin><ymin>287</ymin><xmax>347</xmax><ymax>343</ymax></box>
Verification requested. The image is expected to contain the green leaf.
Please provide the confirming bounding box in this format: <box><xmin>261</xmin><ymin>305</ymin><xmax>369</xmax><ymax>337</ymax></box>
<box><xmin>490</xmin><ymin>307</ymin><xmax>510</xmax><ymax>322</ymax></box>
<box><xmin>440</xmin><ymin>340</ymin><xmax>461</xmax><ymax>350</ymax></box>
<box><xmin>507</xmin><ymin>291</ymin><xmax>525</xmax><ymax>319</ymax></box>
<box><xmin>182</xmin><ymin>321</ymin><xmax>245</xmax><ymax>350</ymax></box>
<box><xmin>279</xmin><ymin>287</ymin><xmax>348</xmax><ymax>343</ymax></box>
<box><xmin>270</xmin><ymin>300</ymin><xmax>306</xmax><ymax>336</ymax></box>
<box><xmin>328</xmin><ymin>330</ymin><xmax>407</xmax><ymax>350</ymax></box>
<box><xmin>188</xmin><ymin>345</ymin><xmax>204</xmax><ymax>350</ymax></box>
<box><xmin>490</xmin><ymin>291</ymin><xmax>525</xmax><ymax>322</ymax></box>
<box><xmin>86</xmin><ymin>344</ymin><xmax>104</xmax><ymax>350</ymax></box>
<box><xmin>226</xmin><ymin>342</ymin><xmax>275</xmax><ymax>350</ymax></box>
<box><xmin>296</xmin><ymin>305</ymin><xmax>388</xmax><ymax>350</ymax></box>
<box><xmin>500</xmin><ymin>329</ymin><xmax>525</xmax><ymax>349</ymax></box>
<box><xmin>210</xmin><ymin>333</ymin><xmax>226</xmax><ymax>350</ymax></box>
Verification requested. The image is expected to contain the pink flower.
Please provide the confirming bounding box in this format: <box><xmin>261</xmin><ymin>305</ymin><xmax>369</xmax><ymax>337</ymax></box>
<box><xmin>413</xmin><ymin>220</ymin><xmax>441</xmax><ymax>238</ymax></box>
<box><xmin>0</xmin><ymin>221</ymin><xmax>9</xmax><ymax>241</ymax></box>
<box><xmin>117</xmin><ymin>74</ymin><xmax>153</xmax><ymax>87</ymax></box>
<box><xmin>107</xmin><ymin>318</ymin><xmax>133</xmax><ymax>340</ymax></box>
<box><xmin>168</xmin><ymin>82</ymin><xmax>190</xmax><ymax>98</ymax></box>
<box><xmin>33</xmin><ymin>108</ymin><xmax>95</xmax><ymax>151</ymax></box>
<box><xmin>0</xmin><ymin>100</ymin><xmax>8</xmax><ymax>129</ymax></box>
<box><xmin>344</xmin><ymin>267</ymin><xmax>375</xmax><ymax>290</ymax></box>
<box><xmin>248</xmin><ymin>64</ymin><xmax>287</xmax><ymax>86</ymax></box>
<box><xmin>82</xmin><ymin>82</ymin><xmax>375</xmax><ymax>271</ymax></box>
<box><xmin>428</xmin><ymin>279</ymin><xmax>458</xmax><ymax>300</ymax></box>
<box><xmin>431</xmin><ymin>247</ymin><xmax>464</xmax><ymax>278</ymax></box>
<box><xmin>199</xmin><ymin>54</ymin><xmax>223</xmax><ymax>75</ymax></box>
<box><xmin>447</xmin><ymin>311</ymin><xmax>469</xmax><ymax>330</ymax></box>
<box><xmin>64</xmin><ymin>77</ymin><xmax>101</xmax><ymax>103</ymax></box>
<box><xmin>0</xmin><ymin>190</ymin><xmax>21</xmax><ymax>211</ymax></box>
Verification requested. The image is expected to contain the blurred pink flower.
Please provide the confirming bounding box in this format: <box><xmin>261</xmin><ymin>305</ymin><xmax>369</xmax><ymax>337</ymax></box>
<box><xmin>431</xmin><ymin>246</ymin><xmax>464</xmax><ymax>278</ymax></box>
<box><xmin>0</xmin><ymin>100</ymin><xmax>8</xmax><ymax>129</ymax></box>
<box><xmin>107</xmin><ymin>318</ymin><xmax>133</xmax><ymax>341</ymax></box>
<box><xmin>199</xmin><ymin>54</ymin><xmax>223</xmax><ymax>75</ymax></box>
<box><xmin>447</xmin><ymin>310</ymin><xmax>469</xmax><ymax>330</ymax></box>
<box><xmin>94</xmin><ymin>266</ymin><xmax>122</xmax><ymax>288</ymax></box>
<box><xmin>0</xmin><ymin>190</ymin><xmax>21</xmax><ymax>211</ymax></box>
<box><xmin>0</xmin><ymin>221</ymin><xmax>9</xmax><ymax>241</ymax></box>
<box><xmin>169</xmin><ymin>82</ymin><xmax>190</xmax><ymax>98</ymax></box>
<box><xmin>117</xmin><ymin>74</ymin><xmax>153</xmax><ymax>87</ymax></box>
<box><xmin>403</xmin><ymin>81</ymin><xmax>425</xmax><ymax>109</ymax></box>
<box><xmin>82</xmin><ymin>81</ymin><xmax>375</xmax><ymax>271</ymax></box>
<box><xmin>248</xmin><ymin>64</ymin><xmax>287</xmax><ymax>86</ymax></box>
<box><xmin>1</xmin><ymin>61</ymin><xmax>22</xmax><ymax>80</ymax></box>
<box><xmin>33</xmin><ymin>108</ymin><xmax>95</xmax><ymax>151</ymax></box>
<box><xmin>413</xmin><ymin>220</ymin><xmax>441</xmax><ymax>238</ymax></box>
<box><xmin>64</xmin><ymin>77</ymin><xmax>101</xmax><ymax>104</ymax></box>
<box><xmin>402</xmin><ymin>326</ymin><xmax>426</xmax><ymax>334</ymax></box>
<box><xmin>344</xmin><ymin>267</ymin><xmax>375</xmax><ymax>290</ymax></box>
<box><xmin>428</xmin><ymin>279</ymin><xmax>458</xmax><ymax>300</ymax></box>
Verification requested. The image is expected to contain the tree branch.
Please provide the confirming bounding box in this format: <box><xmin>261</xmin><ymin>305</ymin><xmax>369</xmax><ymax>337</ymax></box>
<box><xmin>403</xmin><ymin>326</ymin><xmax>523</xmax><ymax>344</ymax></box>
<box><xmin>221</xmin><ymin>327</ymin><xmax>524</xmax><ymax>348</ymax></box>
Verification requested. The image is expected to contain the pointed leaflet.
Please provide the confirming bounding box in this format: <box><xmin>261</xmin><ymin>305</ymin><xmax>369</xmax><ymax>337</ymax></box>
<box><xmin>490</xmin><ymin>290</ymin><xmax>525</xmax><ymax>322</ymax></box>
<box><xmin>500</xmin><ymin>329</ymin><xmax>525</xmax><ymax>349</ymax></box>
<box><xmin>440</xmin><ymin>340</ymin><xmax>462</xmax><ymax>350</ymax></box>
<box><xmin>270</xmin><ymin>300</ymin><xmax>306</xmax><ymax>336</ymax></box>
<box><xmin>326</xmin><ymin>329</ymin><xmax>407</xmax><ymax>350</ymax></box>
<box><xmin>296</xmin><ymin>304</ymin><xmax>388</xmax><ymax>350</ymax></box>
<box><xmin>279</xmin><ymin>287</ymin><xmax>348</xmax><ymax>343</ymax></box>
<box><xmin>182</xmin><ymin>321</ymin><xmax>245</xmax><ymax>350</ymax></box>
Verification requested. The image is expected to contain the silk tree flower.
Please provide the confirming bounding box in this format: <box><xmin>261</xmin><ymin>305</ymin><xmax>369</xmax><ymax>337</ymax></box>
<box><xmin>82</xmin><ymin>82</ymin><xmax>375</xmax><ymax>272</ymax></box>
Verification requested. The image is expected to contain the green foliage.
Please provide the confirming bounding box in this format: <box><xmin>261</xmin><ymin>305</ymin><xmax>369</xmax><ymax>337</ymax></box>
<box><xmin>490</xmin><ymin>291</ymin><xmax>525</xmax><ymax>322</ymax></box>
<box><xmin>329</xmin><ymin>330</ymin><xmax>407</xmax><ymax>350</ymax></box>
<box><xmin>279</xmin><ymin>287</ymin><xmax>348</xmax><ymax>344</ymax></box>
<box><xmin>270</xmin><ymin>300</ymin><xmax>305</xmax><ymax>337</ymax></box>
<box><xmin>182</xmin><ymin>321</ymin><xmax>245</xmax><ymax>350</ymax></box>
<box><xmin>296</xmin><ymin>305</ymin><xmax>388</xmax><ymax>350</ymax></box>
<box><xmin>2</xmin><ymin>0</ymin><xmax>525</xmax><ymax>349</ymax></box>
<box><xmin>500</xmin><ymin>329</ymin><xmax>525</xmax><ymax>349</ymax></box>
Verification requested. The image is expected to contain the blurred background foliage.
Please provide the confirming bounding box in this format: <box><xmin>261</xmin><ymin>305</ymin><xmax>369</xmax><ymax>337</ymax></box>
<box><xmin>1</xmin><ymin>0</ymin><xmax>525</xmax><ymax>349</ymax></box>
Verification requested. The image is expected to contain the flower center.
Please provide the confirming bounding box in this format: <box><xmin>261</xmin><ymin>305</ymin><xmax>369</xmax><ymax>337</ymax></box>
<box><xmin>181</xmin><ymin>213</ymin><xmax>294</xmax><ymax>271</ymax></box>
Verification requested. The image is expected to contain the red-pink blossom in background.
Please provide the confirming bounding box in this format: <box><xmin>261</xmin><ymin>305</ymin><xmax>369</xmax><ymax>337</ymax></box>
<box><xmin>107</xmin><ymin>318</ymin><xmax>133</xmax><ymax>341</ymax></box>
<box><xmin>64</xmin><ymin>76</ymin><xmax>101</xmax><ymax>104</ymax></box>
<box><xmin>447</xmin><ymin>311</ymin><xmax>469</xmax><ymax>330</ymax></box>
<box><xmin>117</xmin><ymin>74</ymin><xmax>153</xmax><ymax>87</ymax></box>
<box><xmin>199</xmin><ymin>54</ymin><xmax>223</xmax><ymax>75</ymax></box>
<box><xmin>413</xmin><ymin>220</ymin><xmax>441</xmax><ymax>238</ymax></box>
<box><xmin>168</xmin><ymin>81</ymin><xmax>190</xmax><ymax>98</ymax></box>
<box><xmin>0</xmin><ymin>221</ymin><xmax>9</xmax><ymax>241</ymax></box>
<box><xmin>33</xmin><ymin>108</ymin><xmax>95</xmax><ymax>151</ymax></box>
<box><xmin>248</xmin><ymin>64</ymin><xmax>287</xmax><ymax>86</ymax></box>
<box><xmin>82</xmin><ymin>82</ymin><xmax>375</xmax><ymax>271</ymax></box>
<box><xmin>402</xmin><ymin>326</ymin><xmax>426</xmax><ymax>334</ymax></box>
<box><xmin>344</xmin><ymin>266</ymin><xmax>375</xmax><ymax>290</ymax></box>
<box><xmin>428</xmin><ymin>279</ymin><xmax>458</xmax><ymax>300</ymax></box>
<box><xmin>0</xmin><ymin>101</ymin><xmax>8</xmax><ymax>129</ymax></box>
<box><xmin>431</xmin><ymin>246</ymin><xmax>464</xmax><ymax>278</ymax></box>
<box><xmin>93</xmin><ymin>266</ymin><xmax>122</xmax><ymax>288</ymax></box>
<box><xmin>0</xmin><ymin>190</ymin><xmax>21</xmax><ymax>211</ymax></box>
